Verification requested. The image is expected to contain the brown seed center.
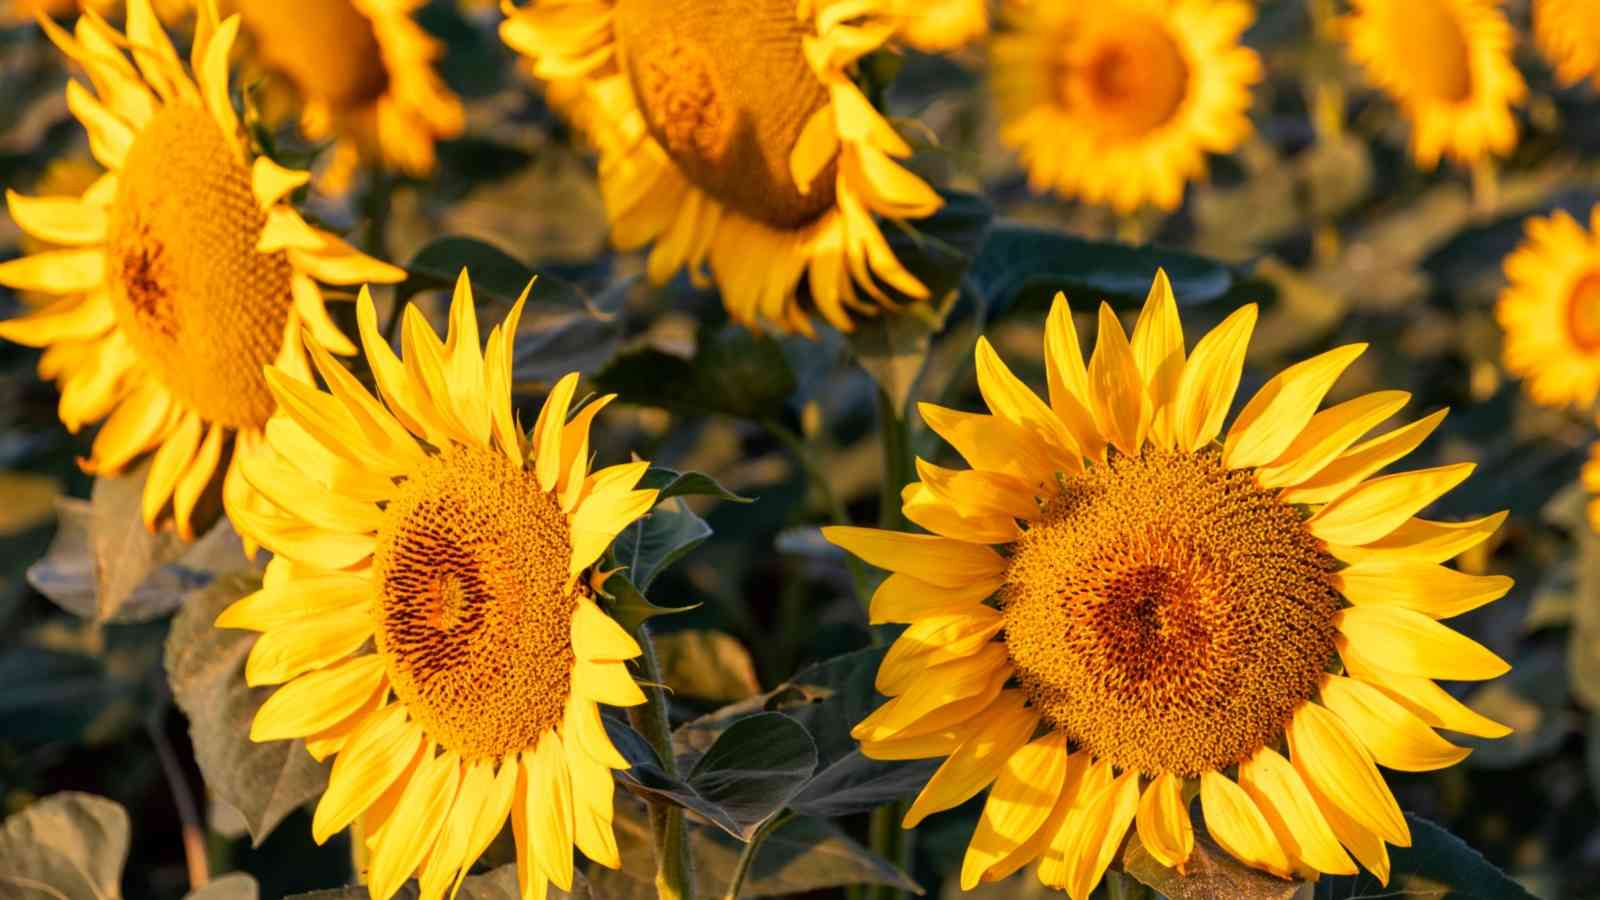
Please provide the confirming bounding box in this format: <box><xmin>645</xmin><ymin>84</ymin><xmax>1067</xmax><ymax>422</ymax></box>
<box><xmin>1054</xmin><ymin>14</ymin><xmax>1191</xmax><ymax>140</ymax></box>
<box><xmin>1377</xmin><ymin>0</ymin><xmax>1474</xmax><ymax>103</ymax></box>
<box><xmin>235</xmin><ymin>0</ymin><xmax>389</xmax><ymax>109</ymax></box>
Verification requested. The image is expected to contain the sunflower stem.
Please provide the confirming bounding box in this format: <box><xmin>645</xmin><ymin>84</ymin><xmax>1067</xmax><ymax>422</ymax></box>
<box><xmin>1471</xmin><ymin>158</ymin><xmax>1500</xmax><ymax>217</ymax></box>
<box><xmin>724</xmin><ymin>811</ymin><xmax>792</xmax><ymax>900</ymax></box>
<box><xmin>627</xmin><ymin>621</ymin><xmax>699</xmax><ymax>900</ymax></box>
<box><xmin>145</xmin><ymin>710</ymin><xmax>209</xmax><ymax>892</ymax></box>
<box><xmin>875</xmin><ymin>387</ymin><xmax>912</xmax><ymax>531</ymax></box>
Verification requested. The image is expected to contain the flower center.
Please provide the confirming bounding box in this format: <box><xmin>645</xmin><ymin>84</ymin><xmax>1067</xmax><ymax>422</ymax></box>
<box><xmin>1567</xmin><ymin>271</ymin><xmax>1600</xmax><ymax>352</ymax></box>
<box><xmin>106</xmin><ymin>105</ymin><xmax>292</xmax><ymax>430</ymax></box>
<box><xmin>1379</xmin><ymin>0</ymin><xmax>1473</xmax><ymax>103</ymax></box>
<box><xmin>612</xmin><ymin>0</ymin><xmax>839</xmax><ymax>229</ymax></box>
<box><xmin>1055</xmin><ymin>15</ymin><xmax>1191</xmax><ymax>140</ymax></box>
<box><xmin>372</xmin><ymin>446</ymin><xmax>577</xmax><ymax>760</ymax></box>
<box><xmin>235</xmin><ymin>0</ymin><xmax>389</xmax><ymax>109</ymax></box>
<box><xmin>1000</xmin><ymin>449</ymin><xmax>1341</xmax><ymax>777</ymax></box>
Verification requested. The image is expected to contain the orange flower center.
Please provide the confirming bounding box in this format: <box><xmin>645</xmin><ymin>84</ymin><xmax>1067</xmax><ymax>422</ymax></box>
<box><xmin>1567</xmin><ymin>270</ymin><xmax>1600</xmax><ymax>352</ymax></box>
<box><xmin>1055</xmin><ymin>14</ymin><xmax>1191</xmax><ymax>140</ymax></box>
<box><xmin>235</xmin><ymin>0</ymin><xmax>389</xmax><ymax>109</ymax></box>
<box><xmin>1376</xmin><ymin>0</ymin><xmax>1474</xmax><ymax>103</ymax></box>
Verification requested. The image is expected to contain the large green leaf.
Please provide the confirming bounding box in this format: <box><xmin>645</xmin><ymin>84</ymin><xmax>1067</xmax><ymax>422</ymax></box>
<box><xmin>601</xmin><ymin>713</ymin><xmax>745</xmax><ymax>839</ymax></box>
<box><xmin>0</xmin><ymin>792</ymin><xmax>130</xmax><ymax>900</ymax></box>
<box><xmin>1122</xmin><ymin>830</ymin><xmax>1303</xmax><ymax>900</ymax></box>
<box><xmin>287</xmin><ymin>865</ymin><xmax>590</xmax><ymax>899</ymax></box>
<box><xmin>638</xmin><ymin>467</ymin><xmax>753</xmax><ymax>504</ymax></box>
<box><xmin>594</xmin><ymin>324</ymin><xmax>796</xmax><ymax>421</ymax></box>
<box><xmin>1313</xmin><ymin>815</ymin><xmax>1537</xmax><ymax>900</ymax></box>
<box><xmin>612</xmin><ymin>498</ymin><xmax>712</xmax><ymax>592</ymax></box>
<box><xmin>684</xmin><ymin>713</ymin><xmax>817</xmax><ymax>838</ymax></box>
<box><xmin>164</xmin><ymin>573</ymin><xmax>329</xmax><ymax>846</ymax></box>
<box><xmin>876</xmin><ymin>189</ymin><xmax>993</xmax><ymax>305</ymax></box>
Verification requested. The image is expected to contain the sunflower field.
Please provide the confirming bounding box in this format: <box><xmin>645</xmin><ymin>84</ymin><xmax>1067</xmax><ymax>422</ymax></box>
<box><xmin>2</xmin><ymin>0</ymin><xmax>1598</xmax><ymax>898</ymax></box>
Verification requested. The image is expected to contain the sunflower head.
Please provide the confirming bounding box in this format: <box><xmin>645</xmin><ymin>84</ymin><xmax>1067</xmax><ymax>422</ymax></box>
<box><xmin>1534</xmin><ymin>0</ymin><xmax>1600</xmax><ymax>90</ymax></box>
<box><xmin>229</xmin><ymin>0</ymin><xmax>464</xmax><ymax>189</ymax></box>
<box><xmin>219</xmin><ymin>271</ymin><xmax>659</xmax><ymax>900</ymax></box>
<box><xmin>1496</xmin><ymin>207</ymin><xmax>1600</xmax><ymax>411</ymax></box>
<box><xmin>991</xmin><ymin>0</ymin><xmax>1260</xmax><ymax>213</ymax></box>
<box><xmin>893</xmin><ymin>0</ymin><xmax>988</xmax><ymax>53</ymax></box>
<box><xmin>501</xmin><ymin>0</ymin><xmax>945</xmax><ymax>336</ymax></box>
<box><xmin>0</xmin><ymin>0</ymin><xmax>403</xmax><ymax>540</ymax></box>
<box><xmin>1341</xmin><ymin>0</ymin><xmax>1525</xmax><ymax>168</ymax></box>
<box><xmin>826</xmin><ymin>271</ymin><xmax>1513</xmax><ymax>899</ymax></box>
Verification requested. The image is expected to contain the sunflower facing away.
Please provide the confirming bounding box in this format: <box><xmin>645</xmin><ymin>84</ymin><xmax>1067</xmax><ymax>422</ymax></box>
<box><xmin>500</xmin><ymin>0</ymin><xmax>944</xmax><ymax>336</ymax></box>
<box><xmin>894</xmin><ymin>0</ymin><xmax>988</xmax><ymax>53</ymax></box>
<box><xmin>1496</xmin><ymin>207</ymin><xmax>1600</xmax><ymax>411</ymax></box>
<box><xmin>989</xmin><ymin>0</ymin><xmax>1260</xmax><ymax>214</ymax></box>
<box><xmin>0</xmin><ymin>0</ymin><xmax>402</xmax><ymax>540</ymax></box>
<box><xmin>219</xmin><ymin>273</ymin><xmax>658</xmax><ymax>900</ymax></box>
<box><xmin>1341</xmin><ymin>0</ymin><xmax>1524</xmax><ymax>169</ymax></box>
<box><xmin>1534</xmin><ymin>0</ymin><xmax>1600</xmax><ymax>91</ymax></box>
<box><xmin>825</xmin><ymin>272</ymin><xmax>1513</xmax><ymax>898</ymax></box>
<box><xmin>226</xmin><ymin>0</ymin><xmax>464</xmax><ymax>190</ymax></box>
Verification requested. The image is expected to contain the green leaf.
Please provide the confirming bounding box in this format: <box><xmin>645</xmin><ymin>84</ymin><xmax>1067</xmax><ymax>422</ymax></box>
<box><xmin>185</xmin><ymin>874</ymin><xmax>259</xmax><ymax>900</ymax></box>
<box><xmin>845</xmin><ymin>292</ymin><xmax>957</xmax><ymax>417</ymax></box>
<box><xmin>27</xmin><ymin>461</ymin><xmax>249</xmax><ymax>623</ymax></box>
<box><xmin>638</xmin><ymin>467</ymin><xmax>753</xmax><ymax>504</ymax></box>
<box><xmin>0</xmin><ymin>792</ymin><xmax>130</xmax><ymax>900</ymax></box>
<box><xmin>594</xmin><ymin>324</ymin><xmax>796</xmax><ymax>420</ymax></box>
<box><xmin>1313</xmin><ymin>815</ymin><xmax>1537</xmax><ymax>900</ymax></box>
<box><xmin>612</xmin><ymin>497</ymin><xmax>712</xmax><ymax>592</ymax></box>
<box><xmin>598</xmin><ymin>573</ymin><xmax>699</xmax><ymax>635</ymax></box>
<box><xmin>287</xmin><ymin>864</ymin><xmax>591</xmax><ymax>899</ymax></box>
<box><xmin>1123</xmin><ymin>830</ymin><xmax>1303</xmax><ymax>900</ymax></box>
<box><xmin>685</xmin><ymin>712</ymin><xmax>818</xmax><ymax>838</ymax></box>
<box><xmin>876</xmin><ymin>189</ymin><xmax>993</xmax><ymax>305</ymax></box>
<box><xmin>164</xmin><ymin>573</ymin><xmax>329</xmax><ymax>846</ymax></box>
<box><xmin>970</xmin><ymin>222</ymin><xmax>1236</xmax><ymax>320</ymax></box>
<box><xmin>398</xmin><ymin>235</ymin><xmax>536</xmax><ymax>307</ymax></box>
<box><xmin>653</xmin><ymin>629</ymin><xmax>761</xmax><ymax>702</ymax></box>
<box><xmin>601</xmin><ymin>713</ymin><xmax>745</xmax><ymax>839</ymax></box>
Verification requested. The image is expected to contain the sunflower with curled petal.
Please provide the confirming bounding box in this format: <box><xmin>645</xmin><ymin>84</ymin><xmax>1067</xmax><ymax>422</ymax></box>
<box><xmin>825</xmin><ymin>272</ymin><xmax>1513</xmax><ymax>899</ymax></box>
<box><xmin>0</xmin><ymin>0</ymin><xmax>402</xmax><ymax>541</ymax></box>
<box><xmin>220</xmin><ymin>272</ymin><xmax>658</xmax><ymax>900</ymax></box>
<box><xmin>500</xmin><ymin>0</ymin><xmax>944</xmax><ymax>336</ymax></box>
<box><xmin>224</xmin><ymin>0</ymin><xmax>464</xmax><ymax>191</ymax></box>
<box><xmin>1535</xmin><ymin>0</ymin><xmax>1600</xmax><ymax>90</ymax></box>
<box><xmin>1496</xmin><ymin>207</ymin><xmax>1600</xmax><ymax>411</ymax></box>
<box><xmin>1341</xmin><ymin>0</ymin><xmax>1524</xmax><ymax>169</ymax></box>
<box><xmin>990</xmin><ymin>0</ymin><xmax>1260</xmax><ymax>214</ymax></box>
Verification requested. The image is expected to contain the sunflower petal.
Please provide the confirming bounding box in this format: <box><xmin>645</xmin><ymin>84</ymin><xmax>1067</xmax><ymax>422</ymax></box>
<box><xmin>1201</xmin><ymin>770</ymin><xmax>1293</xmax><ymax>878</ymax></box>
<box><xmin>1173</xmin><ymin>304</ymin><xmax>1257</xmax><ymax>452</ymax></box>
<box><xmin>1224</xmin><ymin>344</ymin><xmax>1366</xmax><ymax>470</ymax></box>
<box><xmin>1336</xmin><ymin>605</ymin><xmax>1509</xmax><ymax>681</ymax></box>
<box><xmin>1307</xmin><ymin>462</ymin><xmax>1475</xmax><ymax>546</ymax></box>
<box><xmin>821</xmin><ymin>527</ymin><xmax>1006</xmax><ymax>588</ymax></box>
<box><xmin>1135</xmin><ymin>771</ymin><xmax>1193</xmax><ymax>873</ymax></box>
<box><xmin>961</xmin><ymin>730</ymin><xmax>1071</xmax><ymax>889</ymax></box>
<box><xmin>903</xmin><ymin>693</ymin><xmax>1036</xmax><ymax>827</ymax></box>
<box><xmin>1286</xmin><ymin>702</ymin><xmax>1409</xmax><ymax>847</ymax></box>
<box><xmin>1320</xmin><ymin>675</ymin><xmax>1471</xmax><ymax>772</ymax></box>
<box><xmin>1238</xmin><ymin>746</ymin><xmax>1356</xmax><ymax>876</ymax></box>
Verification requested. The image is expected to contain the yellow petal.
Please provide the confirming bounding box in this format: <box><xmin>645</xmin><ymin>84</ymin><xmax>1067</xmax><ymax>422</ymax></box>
<box><xmin>961</xmin><ymin>730</ymin><xmax>1071</xmax><ymax>889</ymax></box>
<box><xmin>1038</xmin><ymin>756</ymin><xmax>1111</xmax><ymax>889</ymax></box>
<box><xmin>1328</xmin><ymin>512</ymin><xmax>1508</xmax><ymax>565</ymax></box>
<box><xmin>564</xmin><ymin>694</ymin><xmax>630</xmax><ymax>769</ymax></box>
<box><xmin>532</xmin><ymin>372</ymin><xmax>580</xmax><ymax>493</ymax></box>
<box><xmin>573</xmin><ymin>658</ymin><xmax>646</xmax><ymax>707</ymax></box>
<box><xmin>1201</xmin><ymin>770</ymin><xmax>1293</xmax><ymax>878</ymax></box>
<box><xmin>527</xmin><ymin>732</ymin><xmax>575</xmax><ymax>890</ymax></box>
<box><xmin>418</xmin><ymin>758</ymin><xmax>492</xmax><ymax>900</ymax></box>
<box><xmin>1320</xmin><ymin>675</ymin><xmax>1471</xmax><ymax>772</ymax></box>
<box><xmin>1339</xmin><ymin>655</ymin><xmax>1511</xmax><ymax>739</ymax></box>
<box><xmin>6</xmin><ymin>190</ymin><xmax>107</xmax><ymax>245</ymax></box>
<box><xmin>868</xmin><ymin>572</ymin><xmax>1000</xmax><ymax>624</ymax></box>
<box><xmin>917</xmin><ymin>402</ymin><xmax>1060</xmax><ymax>488</ymax></box>
<box><xmin>565</xmin><ymin>729</ymin><xmax>620</xmax><ymax>868</ymax></box>
<box><xmin>172</xmin><ymin>423</ymin><xmax>225</xmax><ymax>541</ymax></box>
<box><xmin>451</xmin><ymin>759</ymin><xmax>519</xmax><ymax>898</ymax></box>
<box><xmin>0</xmin><ymin>246</ymin><xmax>104</xmax><ymax>293</ymax></box>
<box><xmin>1307</xmin><ymin>462</ymin><xmax>1475</xmax><ymax>546</ymax></box>
<box><xmin>903</xmin><ymin>692</ymin><xmax>1037</xmax><ymax>827</ymax></box>
<box><xmin>1301</xmin><ymin>765</ymin><xmax>1391</xmax><ymax>884</ymax></box>
<box><xmin>367</xmin><ymin>749</ymin><xmax>459</xmax><ymax>900</ymax></box>
<box><xmin>312</xmin><ymin>706</ymin><xmax>422</xmax><ymax>844</ymax></box>
<box><xmin>876</xmin><ymin>608</ymin><xmax>1004</xmax><ymax>695</ymax></box>
<box><xmin>569</xmin><ymin>487</ymin><xmax>657</xmax><ymax>579</ymax></box>
<box><xmin>1087</xmin><ymin>303</ymin><xmax>1150</xmax><ymax>456</ymax></box>
<box><xmin>510</xmin><ymin>758</ymin><xmax>552</xmax><ymax>900</ymax></box>
<box><xmin>251</xmin><ymin>654</ymin><xmax>385</xmax><ymax>742</ymax></box>
<box><xmin>851</xmin><ymin>645</ymin><xmax>1011</xmax><ymax>742</ymax></box>
<box><xmin>0</xmin><ymin>291</ymin><xmax>114</xmax><ymax>345</ymax></box>
<box><xmin>244</xmin><ymin>606</ymin><xmax>373</xmax><ymax>686</ymax></box>
<box><xmin>1135</xmin><ymin>772</ymin><xmax>1193</xmax><ymax>873</ymax></box>
<box><xmin>1129</xmin><ymin>270</ymin><xmax>1185</xmax><ymax>448</ymax></box>
<box><xmin>141</xmin><ymin>414</ymin><xmax>202</xmax><ymax>529</ymax></box>
<box><xmin>1281</xmin><ymin>410</ymin><xmax>1447</xmax><ymax>505</ymax></box>
<box><xmin>571</xmin><ymin>596</ymin><xmax>642</xmax><ymax>662</ymax></box>
<box><xmin>1336</xmin><ymin>605</ymin><xmax>1509</xmax><ymax>681</ymax></box>
<box><xmin>1255</xmin><ymin>391</ymin><xmax>1410</xmax><ymax>489</ymax></box>
<box><xmin>252</xmin><ymin>156</ymin><xmax>310</xmax><ymax>210</ymax></box>
<box><xmin>1172</xmin><ymin>304</ymin><xmax>1257</xmax><ymax>452</ymax></box>
<box><xmin>1338</xmin><ymin>559</ymin><xmax>1512</xmax><ymax>619</ymax></box>
<box><xmin>974</xmin><ymin>336</ymin><xmax>1078</xmax><ymax>466</ymax></box>
<box><xmin>1238</xmin><ymin>746</ymin><xmax>1356</xmax><ymax>876</ymax></box>
<box><xmin>1063</xmin><ymin>768</ymin><xmax>1141</xmax><ymax>900</ymax></box>
<box><xmin>1286</xmin><ymin>702</ymin><xmax>1409</xmax><ymax>846</ymax></box>
<box><xmin>820</xmin><ymin>527</ymin><xmax>1006</xmax><ymax>588</ymax></box>
<box><xmin>1223</xmin><ymin>344</ymin><xmax>1366</xmax><ymax>470</ymax></box>
<box><xmin>1043</xmin><ymin>293</ymin><xmax>1105</xmax><ymax>462</ymax></box>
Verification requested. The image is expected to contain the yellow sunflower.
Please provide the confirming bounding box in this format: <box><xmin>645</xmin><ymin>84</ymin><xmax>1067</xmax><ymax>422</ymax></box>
<box><xmin>825</xmin><ymin>271</ymin><xmax>1513</xmax><ymax>898</ymax></box>
<box><xmin>894</xmin><ymin>0</ymin><xmax>988</xmax><ymax>53</ymax></box>
<box><xmin>1341</xmin><ymin>0</ymin><xmax>1524</xmax><ymax>169</ymax></box>
<box><xmin>0</xmin><ymin>0</ymin><xmax>403</xmax><ymax>541</ymax></box>
<box><xmin>225</xmin><ymin>0</ymin><xmax>464</xmax><ymax>190</ymax></box>
<box><xmin>500</xmin><ymin>0</ymin><xmax>945</xmax><ymax>336</ymax></box>
<box><xmin>219</xmin><ymin>273</ymin><xmax>658</xmax><ymax>900</ymax></box>
<box><xmin>1534</xmin><ymin>0</ymin><xmax>1600</xmax><ymax>90</ymax></box>
<box><xmin>1496</xmin><ymin>207</ymin><xmax>1600</xmax><ymax>411</ymax></box>
<box><xmin>989</xmin><ymin>0</ymin><xmax>1260</xmax><ymax>214</ymax></box>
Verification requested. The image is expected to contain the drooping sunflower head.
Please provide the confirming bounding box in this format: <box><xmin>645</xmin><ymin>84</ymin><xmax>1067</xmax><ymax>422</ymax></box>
<box><xmin>1534</xmin><ymin>0</ymin><xmax>1600</xmax><ymax>90</ymax></box>
<box><xmin>1341</xmin><ymin>0</ymin><xmax>1524</xmax><ymax>168</ymax></box>
<box><xmin>219</xmin><ymin>272</ymin><xmax>659</xmax><ymax>900</ymax></box>
<box><xmin>990</xmin><ymin>0</ymin><xmax>1260</xmax><ymax>213</ymax></box>
<box><xmin>501</xmin><ymin>0</ymin><xmax>945</xmax><ymax>336</ymax></box>
<box><xmin>1496</xmin><ymin>207</ymin><xmax>1600</xmax><ymax>411</ymax></box>
<box><xmin>826</xmin><ymin>272</ymin><xmax>1513</xmax><ymax>899</ymax></box>
<box><xmin>893</xmin><ymin>0</ymin><xmax>988</xmax><ymax>53</ymax></box>
<box><xmin>0</xmin><ymin>0</ymin><xmax>403</xmax><ymax>540</ymax></box>
<box><xmin>226</xmin><ymin>0</ymin><xmax>464</xmax><ymax>190</ymax></box>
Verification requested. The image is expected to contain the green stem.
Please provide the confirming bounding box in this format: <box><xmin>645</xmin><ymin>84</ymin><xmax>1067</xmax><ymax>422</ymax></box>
<box><xmin>626</xmin><ymin>622</ymin><xmax>698</xmax><ymax>900</ymax></box>
<box><xmin>723</xmin><ymin>811</ymin><xmax>793</xmax><ymax>900</ymax></box>
<box><xmin>761</xmin><ymin>418</ymin><xmax>873</xmax><ymax>610</ymax></box>
<box><xmin>874</xmin><ymin>387</ymin><xmax>913</xmax><ymax>531</ymax></box>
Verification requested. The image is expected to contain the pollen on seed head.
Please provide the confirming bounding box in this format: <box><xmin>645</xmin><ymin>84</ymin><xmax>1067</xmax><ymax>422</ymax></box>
<box><xmin>373</xmin><ymin>445</ymin><xmax>579</xmax><ymax>760</ymax></box>
<box><xmin>613</xmin><ymin>0</ymin><xmax>839</xmax><ymax>229</ymax></box>
<box><xmin>106</xmin><ymin>105</ymin><xmax>292</xmax><ymax>430</ymax></box>
<box><xmin>1000</xmin><ymin>448</ymin><xmax>1341</xmax><ymax>777</ymax></box>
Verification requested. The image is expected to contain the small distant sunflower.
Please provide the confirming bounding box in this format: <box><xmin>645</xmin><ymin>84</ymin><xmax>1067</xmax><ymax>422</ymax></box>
<box><xmin>221</xmin><ymin>274</ymin><xmax>658</xmax><ymax>900</ymax></box>
<box><xmin>0</xmin><ymin>0</ymin><xmax>402</xmax><ymax>540</ymax></box>
<box><xmin>895</xmin><ymin>0</ymin><xmax>988</xmax><ymax>53</ymax></box>
<box><xmin>1534</xmin><ymin>0</ymin><xmax>1600</xmax><ymax>90</ymax></box>
<box><xmin>501</xmin><ymin>0</ymin><xmax>945</xmax><ymax>336</ymax></box>
<box><xmin>826</xmin><ymin>272</ymin><xmax>1512</xmax><ymax>898</ymax></box>
<box><xmin>1341</xmin><ymin>0</ymin><xmax>1524</xmax><ymax>168</ymax></box>
<box><xmin>1496</xmin><ymin>208</ymin><xmax>1600</xmax><ymax>410</ymax></box>
<box><xmin>227</xmin><ymin>0</ymin><xmax>464</xmax><ymax>189</ymax></box>
<box><xmin>990</xmin><ymin>0</ymin><xmax>1260</xmax><ymax>213</ymax></box>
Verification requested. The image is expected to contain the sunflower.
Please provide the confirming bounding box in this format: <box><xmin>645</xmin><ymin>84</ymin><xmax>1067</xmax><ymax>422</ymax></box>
<box><xmin>1534</xmin><ymin>0</ymin><xmax>1600</xmax><ymax>90</ymax></box>
<box><xmin>219</xmin><ymin>273</ymin><xmax>658</xmax><ymax>900</ymax></box>
<box><xmin>226</xmin><ymin>0</ymin><xmax>464</xmax><ymax>190</ymax></box>
<box><xmin>824</xmin><ymin>272</ymin><xmax>1513</xmax><ymax>898</ymax></box>
<box><xmin>0</xmin><ymin>0</ymin><xmax>403</xmax><ymax>541</ymax></box>
<box><xmin>500</xmin><ymin>0</ymin><xmax>944</xmax><ymax>336</ymax></box>
<box><xmin>895</xmin><ymin>0</ymin><xmax>988</xmax><ymax>53</ymax></box>
<box><xmin>989</xmin><ymin>0</ymin><xmax>1260</xmax><ymax>214</ymax></box>
<box><xmin>1341</xmin><ymin>0</ymin><xmax>1524</xmax><ymax>169</ymax></box>
<box><xmin>1496</xmin><ymin>208</ymin><xmax>1600</xmax><ymax>411</ymax></box>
